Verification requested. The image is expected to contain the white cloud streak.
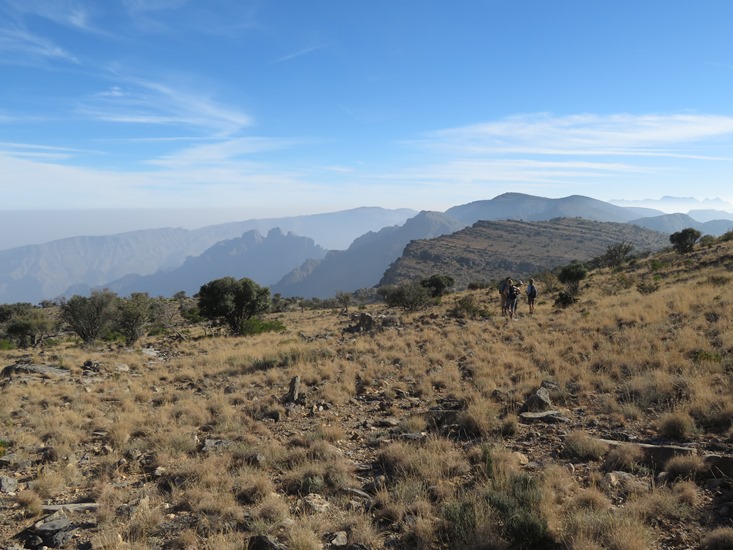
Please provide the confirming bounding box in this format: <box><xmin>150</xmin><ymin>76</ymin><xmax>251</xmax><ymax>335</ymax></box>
<box><xmin>78</xmin><ymin>76</ymin><xmax>253</xmax><ymax>136</ymax></box>
<box><xmin>416</xmin><ymin>113</ymin><xmax>733</xmax><ymax>158</ymax></box>
<box><xmin>0</xmin><ymin>26</ymin><xmax>79</xmax><ymax>63</ymax></box>
<box><xmin>273</xmin><ymin>44</ymin><xmax>332</xmax><ymax>64</ymax></box>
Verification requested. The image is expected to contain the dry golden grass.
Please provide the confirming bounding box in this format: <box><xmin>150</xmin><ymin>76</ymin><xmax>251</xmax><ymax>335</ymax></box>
<box><xmin>2</xmin><ymin>238</ymin><xmax>733</xmax><ymax>547</ymax></box>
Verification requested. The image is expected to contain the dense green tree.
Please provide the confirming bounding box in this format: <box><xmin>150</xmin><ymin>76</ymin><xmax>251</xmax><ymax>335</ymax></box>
<box><xmin>59</xmin><ymin>290</ymin><xmax>117</xmax><ymax>345</ymax></box>
<box><xmin>378</xmin><ymin>282</ymin><xmax>434</xmax><ymax>311</ymax></box>
<box><xmin>557</xmin><ymin>262</ymin><xmax>588</xmax><ymax>295</ymax></box>
<box><xmin>420</xmin><ymin>274</ymin><xmax>455</xmax><ymax>297</ymax></box>
<box><xmin>197</xmin><ymin>277</ymin><xmax>270</xmax><ymax>334</ymax></box>
<box><xmin>669</xmin><ymin>228</ymin><xmax>702</xmax><ymax>253</ymax></box>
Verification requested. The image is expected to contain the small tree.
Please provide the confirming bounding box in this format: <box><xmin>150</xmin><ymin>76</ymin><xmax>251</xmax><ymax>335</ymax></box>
<box><xmin>115</xmin><ymin>293</ymin><xmax>157</xmax><ymax>346</ymax></box>
<box><xmin>197</xmin><ymin>277</ymin><xmax>271</xmax><ymax>334</ymax></box>
<box><xmin>599</xmin><ymin>241</ymin><xmax>634</xmax><ymax>268</ymax></box>
<box><xmin>669</xmin><ymin>228</ymin><xmax>701</xmax><ymax>254</ymax></box>
<box><xmin>59</xmin><ymin>290</ymin><xmax>117</xmax><ymax>345</ymax></box>
<box><xmin>557</xmin><ymin>262</ymin><xmax>588</xmax><ymax>296</ymax></box>
<box><xmin>5</xmin><ymin>305</ymin><xmax>56</xmax><ymax>348</ymax></box>
<box><xmin>335</xmin><ymin>291</ymin><xmax>352</xmax><ymax>312</ymax></box>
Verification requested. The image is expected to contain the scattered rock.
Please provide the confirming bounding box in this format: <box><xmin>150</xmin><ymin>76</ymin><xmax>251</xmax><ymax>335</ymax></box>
<box><xmin>34</xmin><ymin>512</ymin><xmax>76</xmax><ymax>548</ymax></box>
<box><xmin>330</xmin><ymin>531</ymin><xmax>349</xmax><ymax>546</ymax></box>
<box><xmin>0</xmin><ymin>475</ymin><xmax>18</xmax><ymax>493</ymax></box>
<box><xmin>302</xmin><ymin>493</ymin><xmax>330</xmax><ymax>513</ymax></box>
<box><xmin>513</xmin><ymin>452</ymin><xmax>529</xmax><ymax>466</ymax></box>
<box><xmin>519</xmin><ymin>387</ymin><xmax>553</xmax><ymax>413</ymax></box>
<box><xmin>285</xmin><ymin>376</ymin><xmax>300</xmax><ymax>403</ymax></box>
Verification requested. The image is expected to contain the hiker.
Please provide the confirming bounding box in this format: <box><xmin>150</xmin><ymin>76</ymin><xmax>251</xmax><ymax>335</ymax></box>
<box><xmin>508</xmin><ymin>280</ymin><xmax>522</xmax><ymax>319</ymax></box>
<box><xmin>498</xmin><ymin>277</ymin><xmax>512</xmax><ymax>316</ymax></box>
<box><xmin>526</xmin><ymin>278</ymin><xmax>537</xmax><ymax>314</ymax></box>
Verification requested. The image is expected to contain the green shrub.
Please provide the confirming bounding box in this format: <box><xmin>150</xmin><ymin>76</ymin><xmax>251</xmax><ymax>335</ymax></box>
<box><xmin>378</xmin><ymin>282</ymin><xmax>435</xmax><ymax>311</ymax></box>
<box><xmin>449</xmin><ymin>295</ymin><xmax>489</xmax><ymax>319</ymax></box>
<box><xmin>636</xmin><ymin>281</ymin><xmax>659</xmax><ymax>295</ymax></box>
<box><xmin>240</xmin><ymin>318</ymin><xmax>286</xmax><ymax>336</ymax></box>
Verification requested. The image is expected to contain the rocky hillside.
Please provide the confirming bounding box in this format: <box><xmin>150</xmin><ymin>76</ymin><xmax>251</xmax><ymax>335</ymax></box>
<box><xmin>380</xmin><ymin>217</ymin><xmax>671</xmax><ymax>288</ymax></box>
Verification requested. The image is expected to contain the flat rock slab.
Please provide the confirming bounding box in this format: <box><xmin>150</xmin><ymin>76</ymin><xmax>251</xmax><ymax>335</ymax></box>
<box><xmin>2</xmin><ymin>364</ymin><xmax>70</xmax><ymax>379</ymax></box>
<box><xmin>519</xmin><ymin>411</ymin><xmax>570</xmax><ymax>424</ymax></box>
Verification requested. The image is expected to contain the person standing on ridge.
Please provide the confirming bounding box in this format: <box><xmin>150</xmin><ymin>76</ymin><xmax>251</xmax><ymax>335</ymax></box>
<box><xmin>526</xmin><ymin>278</ymin><xmax>537</xmax><ymax>314</ymax></box>
<box><xmin>498</xmin><ymin>277</ymin><xmax>512</xmax><ymax>316</ymax></box>
<box><xmin>508</xmin><ymin>280</ymin><xmax>522</xmax><ymax>320</ymax></box>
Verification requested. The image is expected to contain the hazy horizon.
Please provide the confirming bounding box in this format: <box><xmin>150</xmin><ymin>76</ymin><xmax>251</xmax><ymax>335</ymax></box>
<box><xmin>1</xmin><ymin>193</ymin><xmax>732</xmax><ymax>252</ymax></box>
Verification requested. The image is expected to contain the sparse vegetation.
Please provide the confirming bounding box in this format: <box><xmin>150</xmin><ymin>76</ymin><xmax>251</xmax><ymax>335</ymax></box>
<box><xmin>1</xmin><ymin>238</ymin><xmax>733</xmax><ymax>547</ymax></box>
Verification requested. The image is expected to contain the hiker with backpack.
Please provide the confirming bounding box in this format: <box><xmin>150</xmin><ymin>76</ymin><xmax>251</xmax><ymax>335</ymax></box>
<box><xmin>498</xmin><ymin>277</ymin><xmax>512</xmax><ymax>316</ymax></box>
<box><xmin>526</xmin><ymin>278</ymin><xmax>538</xmax><ymax>314</ymax></box>
<box><xmin>508</xmin><ymin>280</ymin><xmax>522</xmax><ymax>320</ymax></box>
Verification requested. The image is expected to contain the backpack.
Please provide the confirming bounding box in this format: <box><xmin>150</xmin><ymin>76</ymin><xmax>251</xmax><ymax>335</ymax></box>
<box><xmin>527</xmin><ymin>284</ymin><xmax>537</xmax><ymax>299</ymax></box>
<box><xmin>508</xmin><ymin>286</ymin><xmax>519</xmax><ymax>300</ymax></box>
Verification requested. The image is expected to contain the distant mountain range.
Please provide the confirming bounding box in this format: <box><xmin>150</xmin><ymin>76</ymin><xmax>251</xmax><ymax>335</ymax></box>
<box><xmin>1</xmin><ymin>193</ymin><xmax>731</xmax><ymax>304</ymax></box>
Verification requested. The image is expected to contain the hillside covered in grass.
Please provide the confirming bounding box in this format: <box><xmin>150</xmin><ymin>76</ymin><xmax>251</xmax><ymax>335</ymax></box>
<box><xmin>1</xmin><ymin>236</ymin><xmax>733</xmax><ymax>549</ymax></box>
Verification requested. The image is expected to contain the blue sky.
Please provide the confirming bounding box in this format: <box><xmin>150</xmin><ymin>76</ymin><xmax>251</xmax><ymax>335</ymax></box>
<box><xmin>2</xmin><ymin>0</ymin><xmax>733</xmax><ymax>217</ymax></box>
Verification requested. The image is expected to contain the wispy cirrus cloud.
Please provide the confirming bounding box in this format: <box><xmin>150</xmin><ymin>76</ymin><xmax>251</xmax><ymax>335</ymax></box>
<box><xmin>1</xmin><ymin>0</ymin><xmax>93</xmax><ymax>30</ymax></box>
<box><xmin>273</xmin><ymin>43</ymin><xmax>332</xmax><ymax>64</ymax></box>
<box><xmin>78</xmin><ymin>77</ymin><xmax>252</xmax><ymax>136</ymax></box>
<box><xmin>0</xmin><ymin>26</ymin><xmax>79</xmax><ymax>64</ymax></box>
<box><xmin>148</xmin><ymin>137</ymin><xmax>300</xmax><ymax>168</ymax></box>
<box><xmin>414</xmin><ymin>113</ymin><xmax>733</xmax><ymax>159</ymax></box>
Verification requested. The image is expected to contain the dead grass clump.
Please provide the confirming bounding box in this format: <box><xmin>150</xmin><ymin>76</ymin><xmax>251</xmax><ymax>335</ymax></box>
<box><xmin>657</xmin><ymin>411</ymin><xmax>696</xmax><ymax>440</ymax></box>
<box><xmin>626</xmin><ymin>486</ymin><xmax>693</xmax><ymax>523</ymax></box>
<box><xmin>249</xmin><ymin>493</ymin><xmax>290</xmax><ymax>534</ymax></box>
<box><xmin>560</xmin><ymin>509</ymin><xmax>651</xmax><ymax>550</ymax></box>
<box><xmin>456</xmin><ymin>396</ymin><xmax>500</xmax><ymax>438</ymax></box>
<box><xmin>126</xmin><ymin>496</ymin><xmax>164</xmax><ymax>543</ymax></box>
<box><xmin>672</xmin><ymin>479</ymin><xmax>698</xmax><ymax>506</ymax></box>
<box><xmin>440</xmin><ymin>491</ymin><xmax>503</xmax><ymax>549</ymax></box>
<box><xmin>568</xmin><ymin>487</ymin><xmax>611</xmax><ymax>511</ymax></box>
<box><xmin>701</xmin><ymin>527</ymin><xmax>733</xmax><ymax>549</ymax></box>
<box><xmin>15</xmin><ymin>490</ymin><xmax>43</xmax><ymax>517</ymax></box>
<box><xmin>664</xmin><ymin>454</ymin><xmax>705</xmax><ymax>481</ymax></box>
<box><xmin>619</xmin><ymin>370</ymin><xmax>689</xmax><ymax>410</ymax></box>
<box><xmin>378</xmin><ymin>437</ymin><xmax>469</xmax><ymax>484</ymax></box>
<box><xmin>233</xmin><ymin>470</ymin><xmax>275</xmax><ymax>504</ymax></box>
<box><xmin>562</xmin><ymin>432</ymin><xmax>609</xmax><ymax>462</ymax></box>
<box><xmin>603</xmin><ymin>443</ymin><xmax>645</xmax><ymax>473</ymax></box>
<box><xmin>689</xmin><ymin>397</ymin><xmax>733</xmax><ymax>432</ymax></box>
